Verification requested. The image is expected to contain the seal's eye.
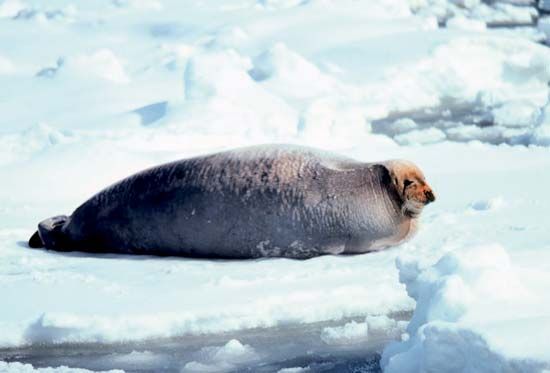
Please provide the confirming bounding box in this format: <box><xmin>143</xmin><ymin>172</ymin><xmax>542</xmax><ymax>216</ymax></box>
<box><xmin>404</xmin><ymin>179</ymin><xmax>413</xmax><ymax>188</ymax></box>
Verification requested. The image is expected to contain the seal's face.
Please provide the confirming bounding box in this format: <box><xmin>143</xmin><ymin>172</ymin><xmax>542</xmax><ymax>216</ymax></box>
<box><xmin>385</xmin><ymin>160</ymin><xmax>436</xmax><ymax>218</ymax></box>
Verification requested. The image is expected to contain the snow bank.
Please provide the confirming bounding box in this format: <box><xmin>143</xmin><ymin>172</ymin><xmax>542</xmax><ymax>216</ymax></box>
<box><xmin>381</xmin><ymin>244</ymin><xmax>550</xmax><ymax>372</ymax></box>
<box><xmin>0</xmin><ymin>361</ymin><xmax>123</xmax><ymax>373</ymax></box>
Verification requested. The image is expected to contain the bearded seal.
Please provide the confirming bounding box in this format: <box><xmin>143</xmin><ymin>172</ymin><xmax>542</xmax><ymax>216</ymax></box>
<box><xmin>28</xmin><ymin>145</ymin><xmax>435</xmax><ymax>259</ymax></box>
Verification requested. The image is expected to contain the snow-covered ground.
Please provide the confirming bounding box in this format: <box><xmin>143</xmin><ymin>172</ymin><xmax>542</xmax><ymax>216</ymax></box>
<box><xmin>1</xmin><ymin>0</ymin><xmax>550</xmax><ymax>372</ymax></box>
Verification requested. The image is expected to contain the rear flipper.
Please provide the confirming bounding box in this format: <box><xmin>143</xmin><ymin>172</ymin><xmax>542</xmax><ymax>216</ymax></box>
<box><xmin>28</xmin><ymin>231</ymin><xmax>44</xmax><ymax>248</ymax></box>
<box><xmin>28</xmin><ymin>215</ymin><xmax>70</xmax><ymax>250</ymax></box>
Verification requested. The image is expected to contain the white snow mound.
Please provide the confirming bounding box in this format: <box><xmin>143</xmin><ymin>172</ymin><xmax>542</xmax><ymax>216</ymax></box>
<box><xmin>382</xmin><ymin>244</ymin><xmax>550</xmax><ymax>372</ymax></box>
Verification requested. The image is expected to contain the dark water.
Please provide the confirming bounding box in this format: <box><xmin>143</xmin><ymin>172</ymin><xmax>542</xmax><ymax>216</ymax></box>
<box><xmin>0</xmin><ymin>314</ymin><xmax>412</xmax><ymax>373</ymax></box>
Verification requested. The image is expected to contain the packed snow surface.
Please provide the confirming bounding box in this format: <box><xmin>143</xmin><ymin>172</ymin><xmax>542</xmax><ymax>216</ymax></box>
<box><xmin>1</xmin><ymin>0</ymin><xmax>550</xmax><ymax>371</ymax></box>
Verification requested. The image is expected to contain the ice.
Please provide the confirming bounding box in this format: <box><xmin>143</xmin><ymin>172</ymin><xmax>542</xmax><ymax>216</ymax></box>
<box><xmin>175</xmin><ymin>49</ymin><xmax>298</xmax><ymax>137</ymax></box>
<box><xmin>64</xmin><ymin>50</ymin><xmax>130</xmax><ymax>84</ymax></box>
<box><xmin>1</xmin><ymin>0</ymin><xmax>550</xmax><ymax>371</ymax></box>
<box><xmin>531</xmin><ymin>101</ymin><xmax>550</xmax><ymax>145</ymax></box>
<box><xmin>492</xmin><ymin>101</ymin><xmax>541</xmax><ymax>128</ymax></box>
<box><xmin>113</xmin><ymin>0</ymin><xmax>163</xmax><ymax>11</ymax></box>
<box><xmin>414</xmin><ymin>0</ymin><xmax>538</xmax><ymax>25</ymax></box>
<box><xmin>0</xmin><ymin>55</ymin><xmax>15</xmax><ymax>74</ymax></box>
<box><xmin>382</xmin><ymin>118</ymin><xmax>418</xmax><ymax>137</ymax></box>
<box><xmin>182</xmin><ymin>339</ymin><xmax>258</xmax><ymax>372</ymax></box>
<box><xmin>394</xmin><ymin>128</ymin><xmax>447</xmax><ymax>145</ymax></box>
<box><xmin>485</xmin><ymin>3</ymin><xmax>538</xmax><ymax>25</ymax></box>
<box><xmin>0</xmin><ymin>0</ymin><xmax>25</xmax><ymax>18</ymax></box>
<box><xmin>277</xmin><ymin>368</ymin><xmax>310</xmax><ymax>373</ymax></box>
<box><xmin>257</xmin><ymin>0</ymin><xmax>308</xmax><ymax>10</ymax></box>
<box><xmin>319</xmin><ymin>315</ymin><xmax>408</xmax><ymax>346</ymax></box>
<box><xmin>446</xmin><ymin>16</ymin><xmax>487</xmax><ymax>31</ymax></box>
<box><xmin>469</xmin><ymin>197</ymin><xmax>505</xmax><ymax>212</ymax></box>
<box><xmin>365</xmin><ymin>315</ymin><xmax>407</xmax><ymax>337</ymax></box>
<box><xmin>0</xmin><ymin>361</ymin><xmax>123</xmax><ymax>373</ymax></box>
<box><xmin>249</xmin><ymin>43</ymin><xmax>337</xmax><ymax>100</ymax></box>
<box><xmin>540</xmin><ymin>16</ymin><xmax>550</xmax><ymax>40</ymax></box>
<box><xmin>320</xmin><ymin>321</ymin><xmax>369</xmax><ymax>345</ymax></box>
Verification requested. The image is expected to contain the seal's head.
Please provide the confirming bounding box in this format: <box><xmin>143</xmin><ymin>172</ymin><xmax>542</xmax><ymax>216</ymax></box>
<box><xmin>384</xmin><ymin>160</ymin><xmax>435</xmax><ymax>218</ymax></box>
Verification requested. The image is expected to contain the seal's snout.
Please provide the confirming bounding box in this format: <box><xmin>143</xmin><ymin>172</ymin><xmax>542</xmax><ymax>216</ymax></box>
<box><xmin>424</xmin><ymin>189</ymin><xmax>435</xmax><ymax>204</ymax></box>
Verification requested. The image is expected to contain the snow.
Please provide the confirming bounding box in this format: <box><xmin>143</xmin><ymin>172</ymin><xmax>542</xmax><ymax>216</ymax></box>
<box><xmin>381</xmin><ymin>243</ymin><xmax>550</xmax><ymax>372</ymax></box>
<box><xmin>0</xmin><ymin>0</ymin><xmax>25</xmax><ymax>18</ymax></box>
<box><xmin>446</xmin><ymin>16</ymin><xmax>487</xmax><ymax>31</ymax></box>
<box><xmin>469</xmin><ymin>197</ymin><xmax>505</xmax><ymax>212</ymax></box>
<box><xmin>0</xmin><ymin>55</ymin><xmax>15</xmax><ymax>74</ymax></box>
<box><xmin>394</xmin><ymin>128</ymin><xmax>447</xmax><ymax>145</ymax></box>
<box><xmin>1</xmin><ymin>0</ymin><xmax>550</xmax><ymax>371</ymax></box>
<box><xmin>65</xmin><ymin>50</ymin><xmax>130</xmax><ymax>84</ymax></box>
<box><xmin>0</xmin><ymin>246</ymin><xmax>412</xmax><ymax>347</ymax></box>
<box><xmin>0</xmin><ymin>361</ymin><xmax>122</xmax><ymax>373</ymax></box>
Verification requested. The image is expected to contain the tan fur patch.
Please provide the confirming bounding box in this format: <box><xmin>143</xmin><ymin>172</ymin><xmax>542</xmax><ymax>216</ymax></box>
<box><xmin>383</xmin><ymin>159</ymin><xmax>435</xmax><ymax>218</ymax></box>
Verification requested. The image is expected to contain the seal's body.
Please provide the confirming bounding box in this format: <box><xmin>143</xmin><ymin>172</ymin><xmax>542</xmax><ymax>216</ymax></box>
<box><xmin>28</xmin><ymin>145</ymin><xmax>435</xmax><ymax>259</ymax></box>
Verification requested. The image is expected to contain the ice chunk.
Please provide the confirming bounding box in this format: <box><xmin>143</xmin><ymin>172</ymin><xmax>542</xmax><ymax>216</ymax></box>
<box><xmin>320</xmin><ymin>321</ymin><xmax>369</xmax><ymax>345</ymax></box>
<box><xmin>182</xmin><ymin>339</ymin><xmax>258</xmax><ymax>372</ymax></box>
<box><xmin>492</xmin><ymin>101</ymin><xmax>540</xmax><ymax>128</ymax></box>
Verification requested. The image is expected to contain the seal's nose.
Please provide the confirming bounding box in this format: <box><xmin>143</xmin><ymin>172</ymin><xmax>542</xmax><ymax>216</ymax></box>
<box><xmin>425</xmin><ymin>189</ymin><xmax>435</xmax><ymax>204</ymax></box>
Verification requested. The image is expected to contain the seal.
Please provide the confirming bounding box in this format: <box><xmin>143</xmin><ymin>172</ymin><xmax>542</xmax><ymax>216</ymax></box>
<box><xmin>28</xmin><ymin>145</ymin><xmax>435</xmax><ymax>259</ymax></box>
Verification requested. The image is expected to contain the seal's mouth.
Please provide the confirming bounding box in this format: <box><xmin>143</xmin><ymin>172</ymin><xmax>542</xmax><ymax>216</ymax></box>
<box><xmin>402</xmin><ymin>200</ymin><xmax>424</xmax><ymax>218</ymax></box>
